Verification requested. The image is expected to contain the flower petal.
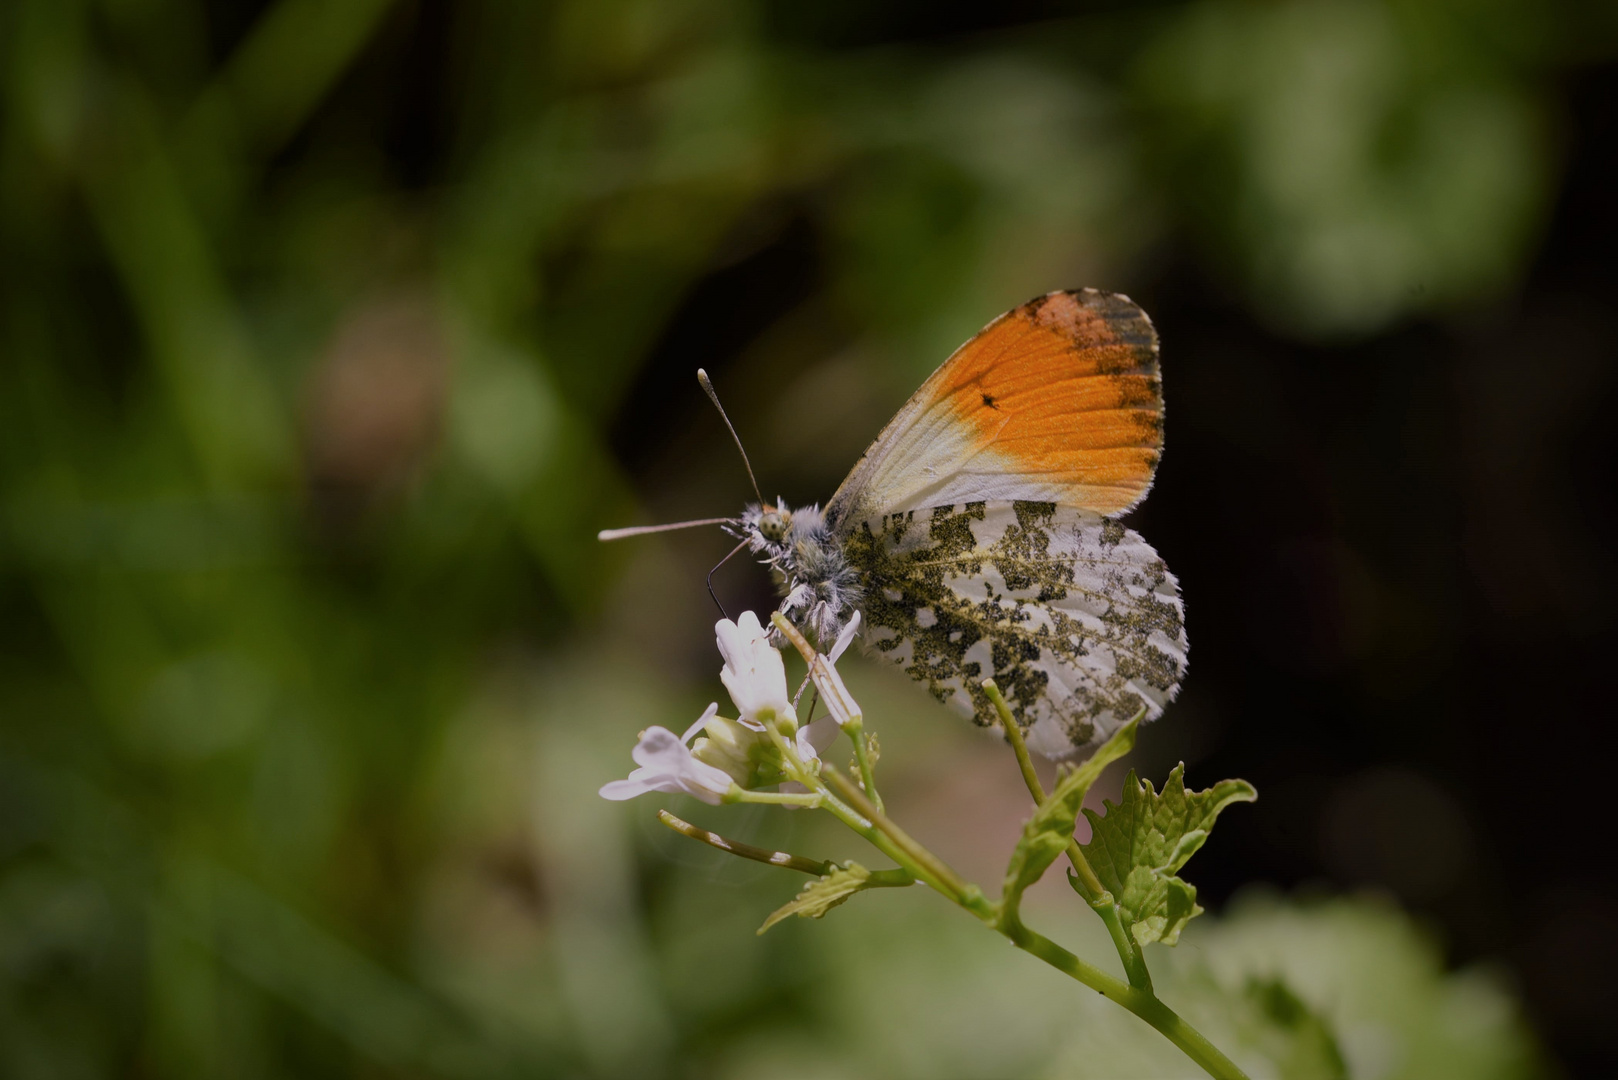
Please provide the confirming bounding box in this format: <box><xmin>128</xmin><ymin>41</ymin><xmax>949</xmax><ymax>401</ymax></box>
<box><xmin>680</xmin><ymin>702</ymin><xmax>719</xmax><ymax>744</ymax></box>
<box><xmin>598</xmin><ymin>777</ymin><xmax>655</xmax><ymax>801</ymax></box>
<box><xmin>714</xmin><ymin>618</ymin><xmax>747</xmax><ymax>677</ymax></box>
<box><xmin>810</xmin><ymin>652</ymin><xmax>862</xmax><ymax>730</ymax></box>
<box><xmin>829</xmin><ymin>611</ymin><xmax>862</xmax><ymax>662</ymax></box>
<box><xmin>799</xmin><ymin>714</ymin><xmax>841</xmax><ymax>760</ymax></box>
<box><xmin>601</xmin><ymin>725</ymin><xmax>735</xmax><ymax>805</ymax></box>
<box><xmin>630</xmin><ymin>726</ymin><xmax>696</xmax><ymax>768</ymax></box>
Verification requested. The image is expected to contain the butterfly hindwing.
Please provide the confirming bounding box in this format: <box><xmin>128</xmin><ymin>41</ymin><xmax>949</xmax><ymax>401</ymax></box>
<box><xmin>840</xmin><ymin>500</ymin><xmax>1187</xmax><ymax>759</ymax></box>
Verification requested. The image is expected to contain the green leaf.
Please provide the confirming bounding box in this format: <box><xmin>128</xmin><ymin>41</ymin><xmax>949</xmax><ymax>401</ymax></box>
<box><xmin>1001</xmin><ymin>717</ymin><xmax>1140</xmax><ymax>923</ymax></box>
<box><xmin>757</xmin><ymin>862</ymin><xmax>875</xmax><ymax>935</ymax></box>
<box><xmin>1079</xmin><ymin>764</ymin><xmax>1256</xmax><ymax>947</ymax></box>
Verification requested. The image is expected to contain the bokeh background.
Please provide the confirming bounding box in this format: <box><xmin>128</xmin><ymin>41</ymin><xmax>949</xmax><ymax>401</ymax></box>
<box><xmin>3</xmin><ymin>0</ymin><xmax>1616</xmax><ymax>1077</ymax></box>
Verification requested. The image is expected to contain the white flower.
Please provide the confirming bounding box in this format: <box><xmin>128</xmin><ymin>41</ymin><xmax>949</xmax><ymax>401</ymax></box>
<box><xmin>601</xmin><ymin>616</ymin><xmax>835</xmax><ymax>805</ymax></box>
<box><xmin>689</xmin><ymin>708</ymin><xmax>837</xmax><ymax>796</ymax></box>
<box><xmin>810</xmin><ymin>611</ymin><xmax>864</xmax><ymax>730</ymax></box>
<box><xmin>771</xmin><ymin>715</ymin><xmax>841</xmax><ymax>802</ymax></box>
<box><xmin>690</xmin><ymin>711</ymin><xmax>775</xmax><ymax>788</ymax></box>
<box><xmin>716</xmin><ymin>611</ymin><xmax>795</xmax><ymax>725</ymax></box>
<box><xmin>599</xmin><ymin>704</ymin><xmax>736</xmax><ymax>805</ymax></box>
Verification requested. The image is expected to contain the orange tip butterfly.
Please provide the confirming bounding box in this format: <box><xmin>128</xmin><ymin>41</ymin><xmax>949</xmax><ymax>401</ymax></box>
<box><xmin>601</xmin><ymin>289</ymin><xmax>1187</xmax><ymax>761</ymax></box>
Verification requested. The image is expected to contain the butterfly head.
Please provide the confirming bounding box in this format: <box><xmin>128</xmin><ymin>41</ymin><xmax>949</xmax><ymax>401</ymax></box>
<box><xmin>731</xmin><ymin>499</ymin><xmax>793</xmax><ymax>558</ymax></box>
<box><xmin>729</xmin><ymin>501</ymin><xmax>863</xmax><ymax>650</ymax></box>
<box><xmin>755</xmin><ymin>504</ymin><xmax>790</xmax><ymax>543</ymax></box>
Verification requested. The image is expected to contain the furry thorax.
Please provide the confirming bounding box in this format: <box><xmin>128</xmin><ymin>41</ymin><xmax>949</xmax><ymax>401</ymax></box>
<box><xmin>729</xmin><ymin>502</ymin><xmax>865</xmax><ymax>650</ymax></box>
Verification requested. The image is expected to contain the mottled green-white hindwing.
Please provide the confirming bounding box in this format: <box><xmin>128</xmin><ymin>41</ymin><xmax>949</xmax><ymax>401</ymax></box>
<box><xmin>840</xmin><ymin>501</ymin><xmax>1187</xmax><ymax>760</ymax></box>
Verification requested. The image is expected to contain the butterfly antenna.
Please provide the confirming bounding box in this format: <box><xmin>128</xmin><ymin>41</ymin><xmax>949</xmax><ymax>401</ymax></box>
<box><xmin>597</xmin><ymin>517</ymin><xmax>734</xmax><ymax>542</ymax></box>
<box><xmin>697</xmin><ymin>369</ymin><xmax>766</xmax><ymax>507</ymax></box>
<box><xmin>706</xmin><ymin>538</ymin><xmax>748</xmax><ymax>617</ymax></box>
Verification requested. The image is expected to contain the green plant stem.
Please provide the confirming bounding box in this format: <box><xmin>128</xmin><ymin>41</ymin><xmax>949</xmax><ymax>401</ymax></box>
<box><xmin>726</xmin><ymin>788</ymin><xmax>822</xmax><ymax>807</ymax></box>
<box><xmin>984</xmin><ymin>682</ymin><xmax>1104</xmax><ymax>899</ymax></box>
<box><xmin>1084</xmin><ymin>884</ymin><xmax>1153</xmax><ymax>991</ymax></box>
<box><xmin>818</xmin><ymin>767</ymin><xmax>983</xmax><ymax>911</ymax></box>
<box><xmin>984</xmin><ymin>680</ymin><xmax>1154</xmax><ymax>992</ymax></box>
<box><xmin>845</xmin><ymin>717</ymin><xmax>883</xmax><ymax>812</ymax></box>
<box><xmin>821</xmin><ymin>765</ymin><xmax>994</xmax><ymax>919</ymax></box>
<box><xmin>657</xmin><ymin>810</ymin><xmax>917</xmax><ymax>890</ymax></box>
<box><xmin>749</xmin><ymin>690</ymin><xmax>1245</xmax><ymax>1079</ymax></box>
<box><xmin>656</xmin><ymin>810</ymin><xmax>833</xmax><ymax>875</ymax></box>
<box><xmin>996</xmin><ymin>688</ymin><xmax>1049</xmax><ymax>805</ymax></box>
<box><xmin>823</xmin><ymin>789</ymin><xmax>956</xmax><ymax>900</ymax></box>
<box><xmin>757</xmin><ymin>721</ymin><xmax>959</xmax><ymax>902</ymax></box>
<box><xmin>861</xmin><ymin>869</ymin><xmax>918</xmax><ymax>888</ymax></box>
<box><xmin>831</xmin><ymin>789</ymin><xmax>1246</xmax><ymax>1079</ymax></box>
<box><xmin>830</xmin><ymin>767</ymin><xmax>1245</xmax><ymax>1078</ymax></box>
<box><xmin>1001</xmin><ymin>918</ymin><xmax>1249</xmax><ymax>1080</ymax></box>
<box><xmin>770</xmin><ymin>613</ymin><xmax>884</xmax><ymax>813</ymax></box>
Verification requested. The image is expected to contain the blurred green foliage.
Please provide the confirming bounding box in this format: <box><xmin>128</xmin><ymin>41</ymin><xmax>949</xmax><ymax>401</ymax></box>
<box><xmin>0</xmin><ymin>0</ymin><xmax>1602</xmax><ymax>1076</ymax></box>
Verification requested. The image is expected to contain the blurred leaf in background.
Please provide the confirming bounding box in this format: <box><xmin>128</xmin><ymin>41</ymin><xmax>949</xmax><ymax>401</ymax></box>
<box><xmin>1034</xmin><ymin>891</ymin><xmax>1544</xmax><ymax>1080</ymax></box>
<box><xmin>1</xmin><ymin>0</ymin><xmax>1612</xmax><ymax>1076</ymax></box>
<box><xmin>1136</xmin><ymin>0</ymin><xmax>1557</xmax><ymax>336</ymax></box>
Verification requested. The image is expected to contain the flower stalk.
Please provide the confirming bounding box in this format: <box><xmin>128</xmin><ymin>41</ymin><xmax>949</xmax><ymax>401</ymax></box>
<box><xmin>984</xmin><ymin>680</ymin><xmax>1155</xmax><ymax>993</ymax></box>
<box><xmin>820</xmin><ymin>764</ymin><xmax>989</xmax><ymax>914</ymax></box>
<box><xmin>657</xmin><ymin>810</ymin><xmax>834</xmax><ymax>875</ymax></box>
<box><xmin>602</xmin><ymin>613</ymin><xmax>1249</xmax><ymax>1080</ymax></box>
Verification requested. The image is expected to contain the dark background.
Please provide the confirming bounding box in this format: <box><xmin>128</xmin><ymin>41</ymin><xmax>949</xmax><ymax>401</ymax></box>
<box><xmin>2</xmin><ymin>0</ymin><xmax>1614</xmax><ymax>1077</ymax></box>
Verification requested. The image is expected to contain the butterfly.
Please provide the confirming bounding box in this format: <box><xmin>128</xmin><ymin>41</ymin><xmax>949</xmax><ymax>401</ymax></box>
<box><xmin>602</xmin><ymin>289</ymin><xmax>1187</xmax><ymax>761</ymax></box>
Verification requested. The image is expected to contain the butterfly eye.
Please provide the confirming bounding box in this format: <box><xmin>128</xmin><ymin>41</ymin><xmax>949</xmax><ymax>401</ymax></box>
<box><xmin>758</xmin><ymin>510</ymin><xmax>789</xmax><ymax>542</ymax></box>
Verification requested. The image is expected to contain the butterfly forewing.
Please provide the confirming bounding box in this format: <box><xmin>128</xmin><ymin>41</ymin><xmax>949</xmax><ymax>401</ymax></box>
<box><xmin>827</xmin><ymin>290</ymin><xmax>1164</xmax><ymax>528</ymax></box>
<box><xmin>840</xmin><ymin>500</ymin><xmax>1187</xmax><ymax>759</ymax></box>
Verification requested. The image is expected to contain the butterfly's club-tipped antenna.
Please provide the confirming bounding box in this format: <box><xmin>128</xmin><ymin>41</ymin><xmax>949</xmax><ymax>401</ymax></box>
<box><xmin>697</xmin><ymin>368</ymin><xmax>766</xmax><ymax>508</ymax></box>
<box><xmin>597</xmin><ymin>518</ymin><xmax>734</xmax><ymax>542</ymax></box>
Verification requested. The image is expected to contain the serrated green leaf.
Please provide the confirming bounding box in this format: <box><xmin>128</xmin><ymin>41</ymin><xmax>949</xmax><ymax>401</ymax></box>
<box><xmin>757</xmin><ymin>862</ymin><xmax>874</xmax><ymax>934</ymax></box>
<box><xmin>1001</xmin><ymin>717</ymin><xmax>1140</xmax><ymax>922</ymax></box>
<box><xmin>1080</xmin><ymin>764</ymin><xmax>1256</xmax><ymax>947</ymax></box>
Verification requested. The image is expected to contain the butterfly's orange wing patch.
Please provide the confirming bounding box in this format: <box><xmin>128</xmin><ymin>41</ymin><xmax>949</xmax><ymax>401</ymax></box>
<box><xmin>941</xmin><ymin>291</ymin><xmax>1162</xmax><ymax>494</ymax></box>
<box><xmin>828</xmin><ymin>290</ymin><xmax>1163</xmax><ymax>525</ymax></box>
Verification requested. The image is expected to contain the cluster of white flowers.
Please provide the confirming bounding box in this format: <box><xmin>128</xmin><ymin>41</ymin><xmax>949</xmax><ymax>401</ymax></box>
<box><xmin>599</xmin><ymin>611</ymin><xmax>847</xmax><ymax>805</ymax></box>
